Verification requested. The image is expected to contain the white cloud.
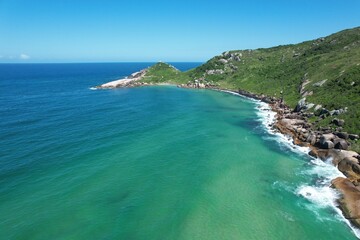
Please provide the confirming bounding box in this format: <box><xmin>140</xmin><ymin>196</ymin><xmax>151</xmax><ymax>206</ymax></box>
<box><xmin>20</xmin><ymin>54</ymin><xmax>30</xmax><ymax>60</ymax></box>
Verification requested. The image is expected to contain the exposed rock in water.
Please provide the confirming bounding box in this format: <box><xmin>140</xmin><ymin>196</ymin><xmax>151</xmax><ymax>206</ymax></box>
<box><xmin>331</xmin><ymin>177</ymin><xmax>360</xmax><ymax>228</ymax></box>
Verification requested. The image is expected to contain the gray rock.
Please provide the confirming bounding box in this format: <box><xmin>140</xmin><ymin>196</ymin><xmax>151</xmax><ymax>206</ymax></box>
<box><xmin>313</xmin><ymin>79</ymin><xmax>327</xmax><ymax>87</ymax></box>
<box><xmin>338</xmin><ymin>157</ymin><xmax>360</xmax><ymax>175</ymax></box>
<box><xmin>332</xmin><ymin>118</ymin><xmax>345</xmax><ymax>126</ymax></box>
<box><xmin>330</xmin><ymin>108</ymin><xmax>347</xmax><ymax>116</ymax></box>
<box><xmin>349</xmin><ymin>134</ymin><xmax>359</xmax><ymax>140</ymax></box>
<box><xmin>320</xmin><ymin>140</ymin><xmax>334</xmax><ymax>149</ymax></box>
<box><xmin>294</xmin><ymin>98</ymin><xmax>306</xmax><ymax>112</ymax></box>
<box><xmin>233</xmin><ymin>56</ymin><xmax>241</xmax><ymax>61</ymax></box>
<box><xmin>320</xmin><ymin>108</ymin><xmax>329</xmax><ymax>115</ymax></box>
<box><xmin>305</xmin><ymin>103</ymin><xmax>315</xmax><ymax>110</ymax></box>
<box><xmin>222</xmin><ymin>51</ymin><xmax>230</xmax><ymax>58</ymax></box>
<box><xmin>314</xmin><ymin>105</ymin><xmax>322</xmax><ymax>111</ymax></box>
<box><xmin>335</xmin><ymin>132</ymin><xmax>349</xmax><ymax>140</ymax></box>
<box><xmin>206</xmin><ymin>69</ymin><xmax>224</xmax><ymax>75</ymax></box>
<box><xmin>306</xmin><ymin>133</ymin><xmax>317</xmax><ymax>145</ymax></box>
<box><xmin>219</xmin><ymin>59</ymin><xmax>228</xmax><ymax>64</ymax></box>
<box><xmin>334</xmin><ymin>138</ymin><xmax>349</xmax><ymax>150</ymax></box>
<box><xmin>320</xmin><ymin>133</ymin><xmax>336</xmax><ymax>144</ymax></box>
<box><xmin>302</xmin><ymin>91</ymin><xmax>313</xmax><ymax>97</ymax></box>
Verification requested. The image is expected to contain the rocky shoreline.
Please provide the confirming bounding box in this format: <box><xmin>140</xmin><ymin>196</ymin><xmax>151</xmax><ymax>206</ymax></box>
<box><xmin>96</xmin><ymin>73</ymin><xmax>360</xmax><ymax>230</ymax></box>
<box><xmin>221</xmin><ymin>88</ymin><xmax>360</xmax><ymax>229</ymax></box>
<box><xmin>95</xmin><ymin>69</ymin><xmax>149</xmax><ymax>89</ymax></box>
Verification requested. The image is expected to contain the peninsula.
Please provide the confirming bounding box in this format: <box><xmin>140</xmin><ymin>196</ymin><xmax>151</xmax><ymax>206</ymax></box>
<box><xmin>96</xmin><ymin>26</ymin><xmax>360</xmax><ymax>228</ymax></box>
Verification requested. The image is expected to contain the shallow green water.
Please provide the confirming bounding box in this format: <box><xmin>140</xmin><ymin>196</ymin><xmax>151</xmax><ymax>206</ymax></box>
<box><xmin>0</xmin><ymin>63</ymin><xmax>358</xmax><ymax>239</ymax></box>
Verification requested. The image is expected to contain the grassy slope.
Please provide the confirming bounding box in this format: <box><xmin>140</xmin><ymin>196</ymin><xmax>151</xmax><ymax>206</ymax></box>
<box><xmin>141</xmin><ymin>62</ymin><xmax>191</xmax><ymax>84</ymax></box>
<box><xmin>142</xmin><ymin>27</ymin><xmax>360</xmax><ymax>149</ymax></box>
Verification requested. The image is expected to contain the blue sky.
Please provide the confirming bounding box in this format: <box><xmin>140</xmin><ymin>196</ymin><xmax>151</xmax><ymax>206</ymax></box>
<box><xmin>0</xmin><ymin>0</ymin><xmax>359</xmax><ymax>63</ymax></box>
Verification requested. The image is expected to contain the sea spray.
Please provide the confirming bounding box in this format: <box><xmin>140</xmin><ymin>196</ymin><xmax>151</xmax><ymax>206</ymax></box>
<box><xmin>254</xmin><ymin>100</ymin><xmax>360</xmax><ymax>239</ymax></box>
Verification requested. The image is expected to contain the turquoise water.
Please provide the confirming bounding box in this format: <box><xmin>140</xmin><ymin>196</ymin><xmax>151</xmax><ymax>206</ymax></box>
<box><xmin>0</xmin><ymin>63</ymin><xmax>358</xmax><ymax>239</ymax></box>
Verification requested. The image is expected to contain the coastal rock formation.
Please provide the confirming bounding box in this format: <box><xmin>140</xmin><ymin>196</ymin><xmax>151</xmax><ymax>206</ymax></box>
<box><xmin>177</xmin><ymin>79</ymin><xmax>218</xmax><ymax>89</ymax></box>
<box><xmin>96</xmin><ymin>69</ymin><xmax>148</xmax><ymax>89</ymax></box>
<box><xmin>294</xmin><ymin>98</ymin><xmax>306</xmax><ymax>112</ymax></box>
<box><xmin>334</xmin><ymin>138</ymin><xmax>349</xmax><ymax>150</ymax></box>
<box><xmin>267</xmin><ymin>94</ymin><xmax>360</xmax><ymax>228</ymax></box>
<box><xmin>332</xmin><ymin>177</ymin><xmax>360</xmax><ymax>228</ymax></box>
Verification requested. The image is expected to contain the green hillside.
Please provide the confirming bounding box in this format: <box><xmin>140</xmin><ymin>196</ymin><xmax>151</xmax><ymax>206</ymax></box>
<box><xmin>142</xmin><ymin>27</ymin><xmax>360</xmax><ymax>148</ymax></box>
<box><xmin>141</xmin><ymin>62</ymin><xmax>191</xmax><ymax>84</ymax></box>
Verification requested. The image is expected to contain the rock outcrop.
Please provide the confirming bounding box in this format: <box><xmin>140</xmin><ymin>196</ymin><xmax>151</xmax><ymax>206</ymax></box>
<box><xmin>95</xmin><ymin>69</ymin><xmax>148</xmax><ymax>89</ymax></box>
<box><xmin>294</xmin><ymin>98</ymin><xmax>306</xmax><ymax>112</ymax></box>
<box><xmin>332</xmin><ymin>177</ymin><xmax>360</xmax><ymax>228</ymax></box>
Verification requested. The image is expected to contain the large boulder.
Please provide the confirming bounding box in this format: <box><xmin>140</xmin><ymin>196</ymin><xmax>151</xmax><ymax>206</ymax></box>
<box><xmin>305</xmin><ymin>103</ymin><xmax>315</xmax><ymax>110</ymax></box>
<box><xmin>338</xmin><ymin>157</ymin><xmax>360</xmax><ymax>176</ymax></box>
<box><xmin>332</xmin><ymin>118</ymin><xmax>345</xmax><ymax>126</ymax></box>
<box><xmin>331</xmin><ymin>177</ymin><xmax>360</xmax><ymax>228</ymax></box>
<box><xmin>349</xmin><ymin>134</ymin><xmax>359</xmax><ymax>140</ymax></box>
<box><xmin>330</xmin><ymin>108</ymin><xmax>347</xmax><ymax>116</ymax></box>
<box><xmin>319</xmin><ymin>133</ymin><xmax>336</xmax><ymax>143</ymax></box>
<box><xmin>320</xmin><ymin>140</ymin><xmax>334</xmax><ymax>149</ymax></box>
<box><xmin>294</xmin><ymin>98</ymin><xmax>306</xmax><ymax>112</ymax></box>
<box><xmin>219</xmin><ymin>58</ymin><xmax>228</xmax><ymax>64</ymax></box>
<box><xmin>306</xmin><ymin>133</ymin><xmax>317</xmax><ymax>145</ymax></box>
<box><xmin>319</xmin><ymin>134</ymin><xmax>335</xmax><ymax>149</ymax></box>
<box><xmin>333</xmin><ymin>138</ymin><xmax>349</xmax><ymax>150</ymax></box>
<box><xmin>314</xmin><ymin>105</ymin><xmax>322</xmax><ymax>111</ymax></box>
<box><xmin>335</xmin><ymin>132</ymin><xmax>349</xmax><ymax>140</ymax></box>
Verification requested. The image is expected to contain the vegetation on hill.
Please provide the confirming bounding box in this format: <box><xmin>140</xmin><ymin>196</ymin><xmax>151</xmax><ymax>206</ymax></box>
<box><xmin>141</xmin><ymin>62</ymin><xmax>191</xmax><ymax>84</ymax></box>
<box><xmin>142</xmin><ymin>27</ymin><xmax>360</xmax><ymax>150</ymax></box>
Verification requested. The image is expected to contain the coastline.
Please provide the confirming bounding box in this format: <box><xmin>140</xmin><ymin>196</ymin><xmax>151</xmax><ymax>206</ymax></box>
<box><xmin>220</xmin><ymin>88</ymin><xmax>360</xmax><ymax>238</ymax></box>
<box><xmin>95</xmin><ymin>72</ymin><xmax>360</xmax><ymax>237</ymax></box>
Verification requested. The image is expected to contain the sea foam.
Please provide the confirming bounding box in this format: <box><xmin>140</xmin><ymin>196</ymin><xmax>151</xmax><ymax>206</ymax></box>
<box><xmin>254</xmin><ymin>100</ymin><xmax>360</xmax><ymax>238</ymax></box>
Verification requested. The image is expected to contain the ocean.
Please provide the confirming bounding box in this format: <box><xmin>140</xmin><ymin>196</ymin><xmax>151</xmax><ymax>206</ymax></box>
<box><xmin>0</xmin><ymin>63</ymin><xmax>358</xmax><ymax>239</ymax></box>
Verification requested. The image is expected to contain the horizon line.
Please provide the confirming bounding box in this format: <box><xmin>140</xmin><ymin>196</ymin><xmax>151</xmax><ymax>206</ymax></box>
<box><xmin>0</xmin><ymin>61</ymin><xmax>205</xmax><ymax>64</ymax></box>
